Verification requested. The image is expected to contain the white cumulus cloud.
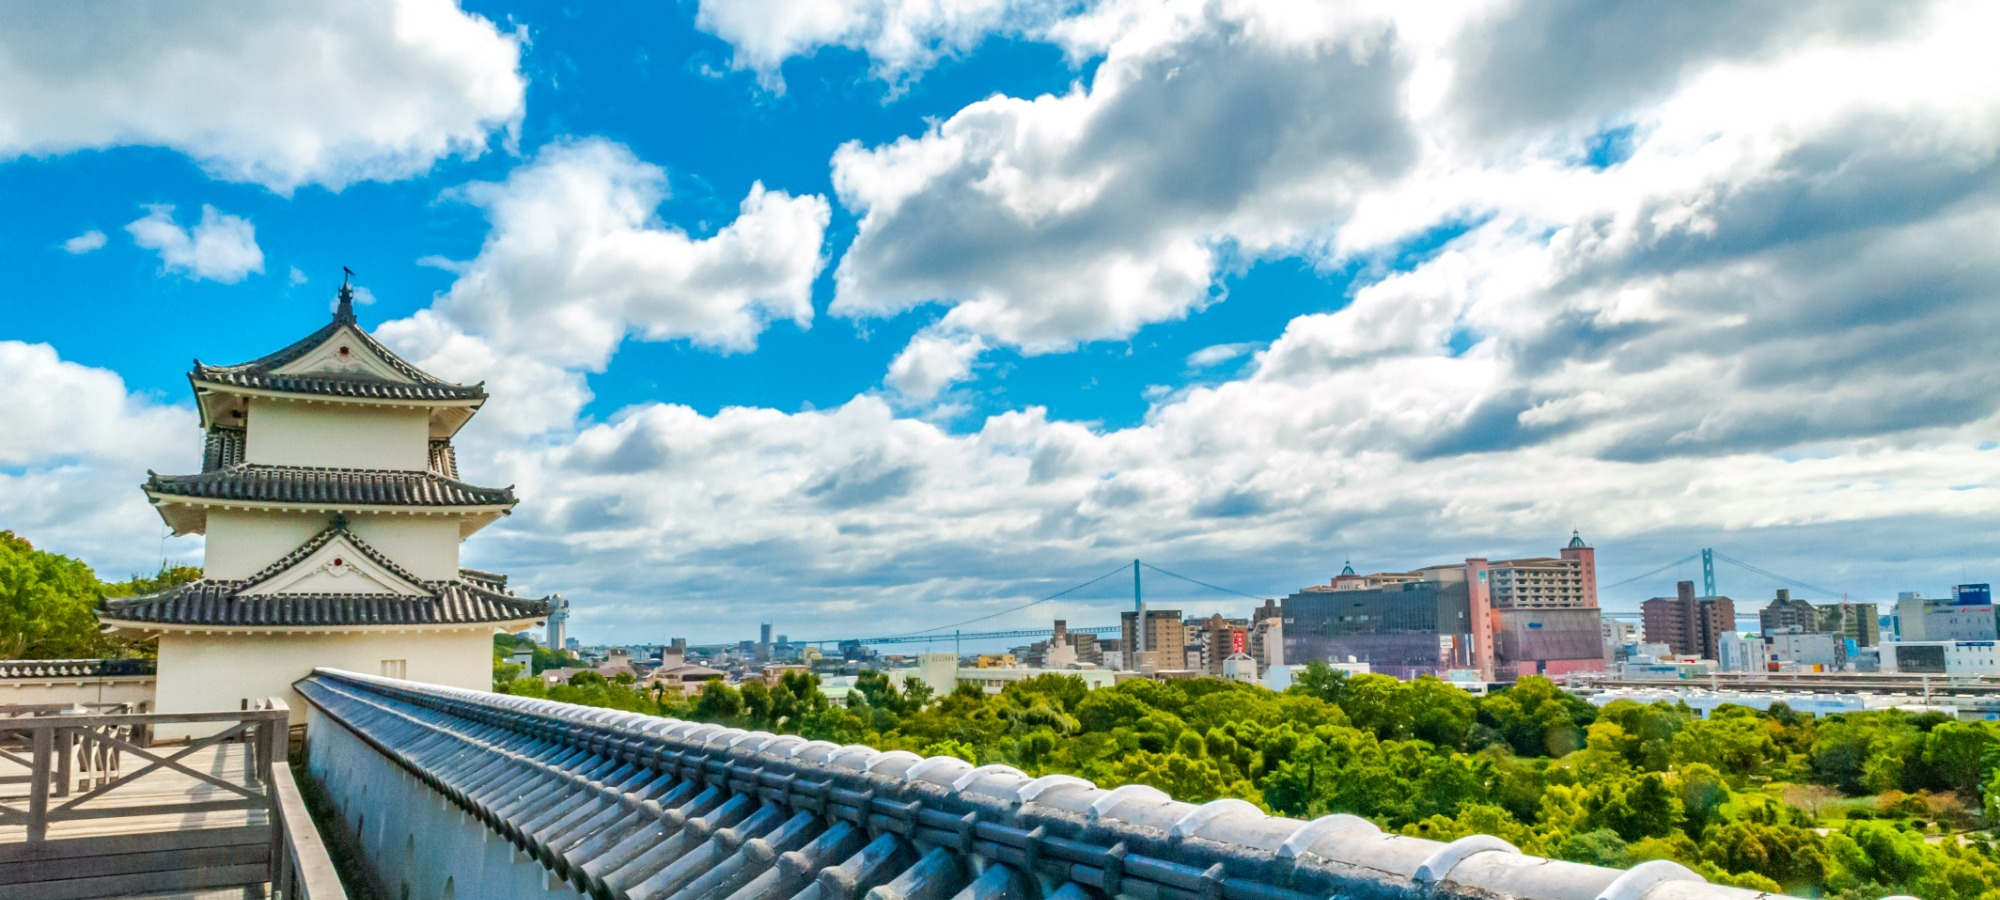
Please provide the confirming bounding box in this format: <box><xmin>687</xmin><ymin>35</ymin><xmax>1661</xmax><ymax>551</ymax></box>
<box><xmin>0</xmin><ymin>342</ymin><xmax>200</xmax><ymax>574</ymax></box>
<box><xmin>694</xmin><ymin>0</ymin><xmax>1063</xmax><ymax>88</ymax></box>
<box><xmin>125</xmin><ymin>205</ymin><xmax>265</xmax><ymax>283</ymax></box>
<box><xmin>61</xmin><ymin>229</ymin><xmax>105</xmax><ymax>254</ymax></box>
<box><xmin>0</xmin><ymin>0</ymin><xmax>525</xmax><ymax>192</ymax></box>
<box><xmin>886</xmin><ymin>328</ymin><xmax>987</xmax><ymax>399</ymax></box>
<box><xmin>376</xmin><ymin>139</ymin><xmax>832</xmax><ymax>436</ymax></box>
<box><xmin>413</xmin><ymin>139</ymin><xmax>831</xmax><ymax>371</ymax></box>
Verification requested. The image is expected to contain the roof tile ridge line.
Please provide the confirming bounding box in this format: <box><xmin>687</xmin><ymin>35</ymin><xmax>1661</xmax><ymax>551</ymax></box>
<box><xmin>197</xmin><ymin>317</ymin><xmax>344</xmax><ymax>374</ymax></box>
<box><xmin>339</xmin><ymin>316</ymin><xmax>466</xmax><ymax>388</ymax></box>
<box><xmin>157</xmin><ymin>463</ymin><xmax>509</xmax><ymax>496</ymax></box>
<box><xmin>103</xmin><ymin>575</ymin><xmax>251</xmax><ymax>608</ymax></box>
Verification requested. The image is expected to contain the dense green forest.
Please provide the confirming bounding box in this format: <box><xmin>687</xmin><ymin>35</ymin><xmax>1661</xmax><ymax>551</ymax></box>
<box><xmin>0</xmin><ymin>530</ymin><xmax>196</xmax><ymax>658</ymax></box>
<box><xmin>501</xmin><ymin>663</ymin><xmax>2000</xmax><ymax>900</ymax></box>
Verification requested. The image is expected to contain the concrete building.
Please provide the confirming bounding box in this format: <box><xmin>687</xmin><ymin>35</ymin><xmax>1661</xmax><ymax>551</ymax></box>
<box><xmin>1895</xmin><ymin>585</ymin><xmax>1996</xmax><ymax>642</ymax></box>
<box><xmin>1716</xmin><ymin>633</ymin><xmax>1769</xmax><ymax>673</ymax></box>
<box><xmin>1766</xmin><ymin>630</ymin><xmax>1846</xmax><ymax>671</ymax></box>
<box><xmin>1881</xmin><ymin>640</ymin><xmax>2000</xmax><ymax>676</ymax></box>
<box><xmin>1485</xmin><ymin>531</ymin><xmax>1599</xmax><ymax>609</ymax></box>
<box><xmin>1641</xmin><ymin>581</ymin><xmax>1735</xmax><ymax>659</ymax></box>
<box><xmin>1283</xmin><ymin>534</ymin><xmax>1603</xmax><ymax>681</ymax></box>
<box><xmin>1250</xmin><ymin>615</ymin><xmax>1284</xmax><ymax>674</ymax></box>
<box><xmin>544</xmin><ymin>593</ymin><xmax>569</xmax><ymax>651</ymax></box>
<box><xmin>1817</xmin><ymin>601</ymin><xmax>1882</xmax><ymax>648</ymax></box>
<box><xmin>1758</xmin><ymin>589</ymin><xmax>1879</xmax><ymax>649</ymax></box>
<box><xmin>1021</xmin><ymin>619</ymin><xmax>1104</xmax><ymax>668</ymax></box>
<box><xmin>1759</xmin><ymin>590</ymin><xmax>1818</xmax><ymax>634</ymax></box>
<box><xmin>1189</xmin><ymin>613</ymin><xmax>1250</xmax><ymax>676</ymax></box>
<box><xmin>1601</xmin><ymin>618</ymin><xmax>1639</xmax><ymax>660</ymax></box>
<box><xmin>97</xmin><ymin>283</ymin><xmax>549</xmax><ymax>730</ymax></box>
<box><xmin>1120</xmin><ymin>608</ymin><xmax>1186</xmax><ymax>672</ymax></box>
<box><xmin>1220</xmin><ymin>653</ymin><xmax>1258</xmax><ymax>684</ymax></box>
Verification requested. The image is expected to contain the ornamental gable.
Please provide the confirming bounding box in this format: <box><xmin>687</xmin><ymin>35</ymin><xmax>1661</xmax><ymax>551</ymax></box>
<box><xmin>238</xmin><ymin>529</ymin><xmax>431</xmax><ymax>597</ymax></box>
<box><xmin>268</xmin><ymin>325</ymin><xmax>415</xmax><ymax>383</ymax></box>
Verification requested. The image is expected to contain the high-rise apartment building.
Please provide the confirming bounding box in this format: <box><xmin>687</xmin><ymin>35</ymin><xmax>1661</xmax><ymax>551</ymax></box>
<box><xmin>1757</xmin><ymin>589</ymin><xmax>1880</xmax><ymax>648</ymax></box>
<box><xmin>1120</xmin><ymin>608</ymin><xmax>1185</xmax><ymax>672</ymax></box>
<box><xmin>1642</xmin><ymin>581</ymin><xmax>1735</xmax><ymax>658</ymax></box>
<box><xmin>1188</xmin><ymin>613</ymin><xmax>1250</xmax><ymax>675</ymax></box>
<box><xmin>1759</xmin><ymin>590</ymin><xmax>1818</xmax><ymax>634</ymax></box>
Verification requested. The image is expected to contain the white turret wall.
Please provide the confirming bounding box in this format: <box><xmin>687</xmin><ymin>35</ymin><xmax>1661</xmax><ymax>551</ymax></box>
<box><xmin>244</xmin><ymin>399</ymin><xmax>430</xmax><ymax>471</ymax></box>
<box><xmin>205</xmin><ymin>510</ymin><xmax>462</xmax><ymax>580</ymax></box>
<box><xmin>154</xmin><ymin>628</ymin><xmax>501</xmax><ymax>737</ymax></box>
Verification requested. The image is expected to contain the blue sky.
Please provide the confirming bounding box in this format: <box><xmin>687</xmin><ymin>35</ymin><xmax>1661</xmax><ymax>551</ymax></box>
<box><xmin>1</xmin><ymin>1</ymin><xmax>1996</xmax><ymax>644</ymax></box>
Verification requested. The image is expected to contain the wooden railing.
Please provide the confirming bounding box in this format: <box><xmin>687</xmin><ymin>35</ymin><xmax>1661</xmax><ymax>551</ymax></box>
<box><xmin>0</xmin><ymin>699</ymin><xmax>345</xmax><ymax>898</ymax></box>
<box><xmin>273</xmin><ymin>755</ymin><xmax>349</xmax><ymax>899</ymax></box>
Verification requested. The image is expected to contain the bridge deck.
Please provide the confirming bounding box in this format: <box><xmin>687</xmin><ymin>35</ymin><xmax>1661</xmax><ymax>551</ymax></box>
<box><xmin>0</xmin><ymin>742</ymin><xmax>273</xmax><ymax>899</ymax></box>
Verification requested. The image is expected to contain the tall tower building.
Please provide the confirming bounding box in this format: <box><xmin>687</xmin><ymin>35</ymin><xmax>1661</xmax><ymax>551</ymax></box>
<box><xmin>99</xmin><ymin>282</ymin><xmax>549</xmax><ymax>726</ymax></box>
<box><xmin>545</xmin><ymin>594</ymin><xmax>570</xmax><ymax>651</ymax></box>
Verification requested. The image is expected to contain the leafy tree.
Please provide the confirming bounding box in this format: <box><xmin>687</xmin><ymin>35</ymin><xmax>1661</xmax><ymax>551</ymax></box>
<box><xmin>1595</xmin><ymin>773</ymin><xmax>1684</xmax><ymax>841</ymax></box>
<box><xmin>1674</xmin><ymin>764</ymin><xmax>1731</xmax><ymax>837</ymax></box>
<box><xmin>1921</xmin><ymin>721</ymin><xmax>1996</xmax><ymax>795</ymax></box>
<box><xmin>1106</xmin><ymin>750</ymin><xmax>1248</xmax><ymax>805</ymax></box>
<box><xmin>692</xmin><ymin>679</ymin><xmax>743</xmax><ymax>722</ymax></box>
<box><xmin>1287</xmin><ymin>660</ymin><xmax>1350</xmax><ymax>706</ymax></box>
<box><xmin>1</xmin><ymin>531</ymin><xmax>118</xmax><ymax>658</ymax></box>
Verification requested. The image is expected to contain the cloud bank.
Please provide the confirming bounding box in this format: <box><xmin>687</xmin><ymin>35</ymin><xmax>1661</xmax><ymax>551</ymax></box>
<box><xmin>0</xmin><ymin>0</ymin><xmax>525</xmax><ymax>192</ymax></box>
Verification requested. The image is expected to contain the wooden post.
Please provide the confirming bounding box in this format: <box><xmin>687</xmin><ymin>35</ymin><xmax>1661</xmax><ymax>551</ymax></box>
<box><xmin>29</xmin><ymin>724</ymin><xmax>52</xmax><ymax>843</ymax></box>
<box><xmin>54</xmin><ymin>723</ymin><xmax>73</xmax><ymax>797</ymax></box>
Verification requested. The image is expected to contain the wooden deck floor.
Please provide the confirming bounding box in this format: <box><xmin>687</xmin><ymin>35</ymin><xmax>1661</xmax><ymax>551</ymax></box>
<box><xmin>0</xmin><ymin>742</ymin><xmax>273</xmax><ymax>900</ymax></box>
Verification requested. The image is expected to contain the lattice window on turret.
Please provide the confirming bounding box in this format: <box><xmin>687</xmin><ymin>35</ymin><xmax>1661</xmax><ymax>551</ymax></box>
<box><xmin>428</xmin><ymin>439</ymin><xmax>459</xmax><ymax>479</ymax></box>
<box><xmin>202</xmin><ymin>426</ymin><xmax>246</xmax><ymax>472</ymax></box>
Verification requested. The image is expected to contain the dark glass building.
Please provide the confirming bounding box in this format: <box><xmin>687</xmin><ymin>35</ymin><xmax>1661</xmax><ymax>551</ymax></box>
<box><xmin>1281</xmin><ymin>580</ymin><xmax>1476</xmax><ymax>679</ymax></box>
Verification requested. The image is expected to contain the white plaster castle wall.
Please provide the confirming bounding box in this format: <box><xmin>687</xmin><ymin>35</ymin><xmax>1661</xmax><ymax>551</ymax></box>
<box><xmin>205</xmin><ymin>510</ymin><xmax>462</xmax><ymax>581</ymax></box>
<box><xmin>245</xmin><ymin>398</ymin><xmax>430</xmax><ymax>471</ymax></box>
<box><xmin>205</xmin><ymin>509</ymin><xmax>331</xmax><ymax>579</ymax></box>
<box><xmin>0</xmin><ymin>676</ymin><xmax>155</xmax><ymax>710</ymax></box>
<box><xmin>153</xmin><ymin>628</ymin><xmax>502</xmax><ymax>737</ymax></box>
<box><xmin>349</xmin><ymin>515</ymin><xmax>462</xmax><ymax>580</ymax></box>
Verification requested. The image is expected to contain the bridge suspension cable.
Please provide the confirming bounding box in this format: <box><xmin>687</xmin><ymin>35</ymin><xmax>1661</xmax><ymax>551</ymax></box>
<box><xmin>1710</xmin><ymin>551</ymin><xmax>1849</xmax><ymax>599</ymax></box>
<box><xmin>1600</xmin><ymin>553</ymin><xmax>1702</xmax><ymax>590</ymax></box>
<box><xmin>1138</xmin><ymin>562</ymin><xmax>1272</xmax><ymax>601</ymax></box>
<box><xmin>882</xmin><ymin>562</ymin><xmax>1133</xmax><ymax>638</ymax></box>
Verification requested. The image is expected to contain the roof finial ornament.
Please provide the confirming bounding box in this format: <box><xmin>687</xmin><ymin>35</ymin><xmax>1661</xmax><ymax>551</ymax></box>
<box><xmin>335</xmin><ymin>267</ymin><xmax>357</xmax><ymax>325</ymax></box>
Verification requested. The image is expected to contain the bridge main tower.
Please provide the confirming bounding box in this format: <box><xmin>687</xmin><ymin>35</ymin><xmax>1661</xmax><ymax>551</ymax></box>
<box><xmin>99</xmin><ymin>279</ymin><xmax>549</xmax><ymax>727</ymax></box>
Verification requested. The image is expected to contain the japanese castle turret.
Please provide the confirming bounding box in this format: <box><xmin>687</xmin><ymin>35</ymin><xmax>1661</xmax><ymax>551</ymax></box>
<box><xmin>100</xmin><ymin>281</ymin><xmax>549</xmax><ymax>726</ymax></box>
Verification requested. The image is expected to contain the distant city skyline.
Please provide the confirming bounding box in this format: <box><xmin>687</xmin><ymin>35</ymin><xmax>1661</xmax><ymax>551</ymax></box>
<box><xmin>2</xmin><ymin>2</ymin><xmax>1995</xmax><ymax>645</ymax></box>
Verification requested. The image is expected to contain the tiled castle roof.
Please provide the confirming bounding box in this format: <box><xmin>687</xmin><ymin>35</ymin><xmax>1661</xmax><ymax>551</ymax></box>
<box><xmin>99</xmin><ymin>578</ymin><xmax>548</xmax><ymax>628</ymax></box>
<box><xmin>147</xmin><ymin>464</ymin><xmax>515</xmax><ymax>508</ymax></box>
<box><xmin>98</xmin><ymin>520</ymin><xmax>548</xmax><ymax>628</ymax></box>
<box><xmin>189</xmin><ymin>365</ymin><xmax>487</xmax><ymax>402</ymax></box>
<box><xmin>189</xmin><ymin>289</ymin><xmax>485</xmax><ymax>403</ymax></box>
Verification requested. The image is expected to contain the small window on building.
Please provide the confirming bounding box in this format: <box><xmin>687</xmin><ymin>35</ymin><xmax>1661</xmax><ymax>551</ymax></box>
<box><xmin>381</xmin><ymin>659</ymin><xmax>408</xmax><ymax>679</ymax></box>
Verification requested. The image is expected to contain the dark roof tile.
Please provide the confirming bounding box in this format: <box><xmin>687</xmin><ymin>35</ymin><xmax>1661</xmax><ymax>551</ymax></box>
<box><xmin>100</xmin><ymin>579</ymin><xmax>549</xmax><ymax>627</ymax></box>
<box><xmin>148</xmin><ymin>464</ymin><xmax>514</xmax><ymax>508</ymax></box>
<box><xmin>190</xmin><ymin>304</ymin><xmax>486</xmax><ymax>403</ymax></box>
